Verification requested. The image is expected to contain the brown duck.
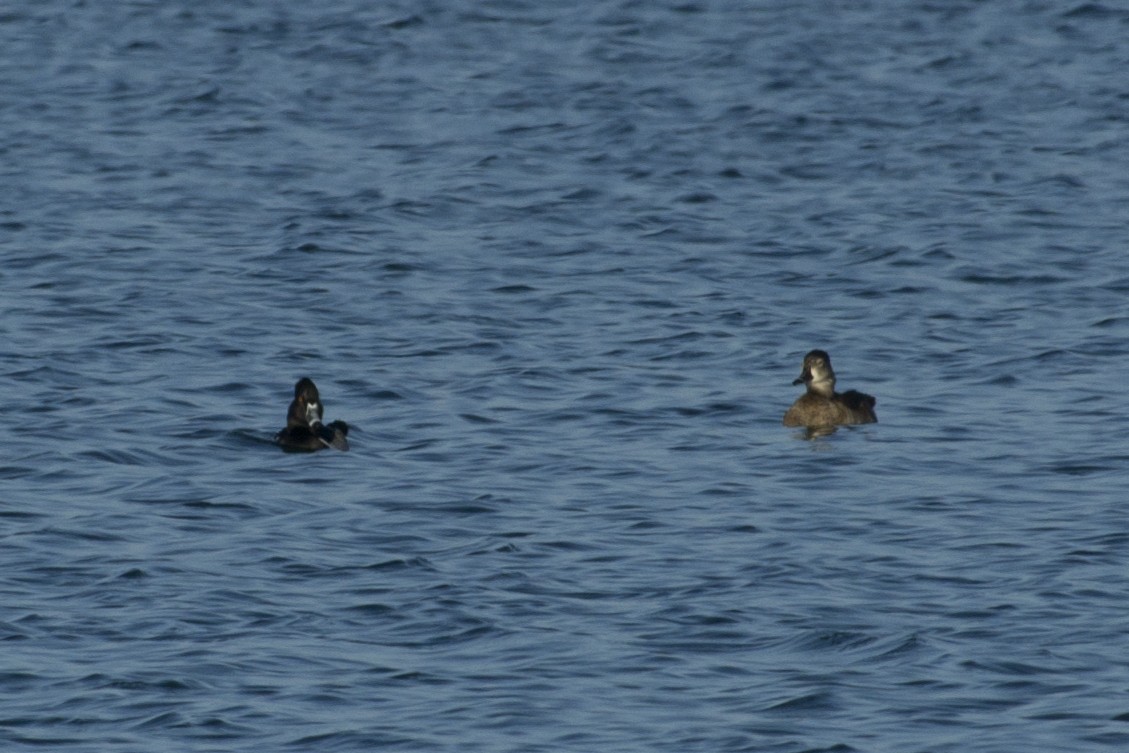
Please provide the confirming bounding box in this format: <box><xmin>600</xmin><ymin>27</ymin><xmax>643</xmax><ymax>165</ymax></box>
<box><xmin>783</xmin><ymin>350</ymin><xmax>876</xmax><ymax>428</ymax></box>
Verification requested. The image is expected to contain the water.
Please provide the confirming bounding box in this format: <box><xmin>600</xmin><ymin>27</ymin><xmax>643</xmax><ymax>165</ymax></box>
<box><xmin>3</xmin><ymin>1</ymin><xmax>1129</xmax><ymax>751</ymax></box>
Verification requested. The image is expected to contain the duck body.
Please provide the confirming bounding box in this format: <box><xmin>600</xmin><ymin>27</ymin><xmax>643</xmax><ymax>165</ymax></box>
<box><xmin>782</xmin><ymin>350</ymin><xmax>876</xmax><ymax>428</ymax></box>
<box><xmin>275</xmin><ymin>377</ymin><xmax>350</xmax><ymax>452</ymax></box>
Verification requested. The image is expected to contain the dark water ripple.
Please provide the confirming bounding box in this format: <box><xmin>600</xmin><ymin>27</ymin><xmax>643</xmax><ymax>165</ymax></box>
<box><xmin>4</xmin><ymin>1</ymin><xmax>1129</xmax><ymax>751</ymax></box>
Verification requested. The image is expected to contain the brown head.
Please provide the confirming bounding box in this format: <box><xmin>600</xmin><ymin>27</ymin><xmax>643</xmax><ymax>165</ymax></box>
<box><xmin>792</xmin><ymin>350</ymin><xmax>836</xmax><ymax>397</ymax></box>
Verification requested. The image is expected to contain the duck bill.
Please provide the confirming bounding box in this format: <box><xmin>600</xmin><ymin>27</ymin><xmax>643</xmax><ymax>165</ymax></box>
<box><xmin>304</xmin><ymin>401</ymin><xmax>322</xmax><ymax>427</ymax></box>
<box><xmin>792</xmin><ymin>366</ymin><xmax>811</xmax><ymax>386</ymax></box>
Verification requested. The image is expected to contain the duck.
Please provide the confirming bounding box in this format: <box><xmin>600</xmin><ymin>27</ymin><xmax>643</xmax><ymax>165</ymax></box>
<box><xmin>275</xmin><ymin>377</ymin><xmax>350</xmax><ymax>452</ymax></box>
<box><xmin>783</xmin><ymin>350</ymin><xmax>876</xmax><ymax>428</ymax></box>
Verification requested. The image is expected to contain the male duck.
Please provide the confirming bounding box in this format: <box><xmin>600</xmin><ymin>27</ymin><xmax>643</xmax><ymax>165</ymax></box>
<box><xmin>275</xmin><ymin>377</ymin><xmax>350</xmax><ymax>452</ymax></box>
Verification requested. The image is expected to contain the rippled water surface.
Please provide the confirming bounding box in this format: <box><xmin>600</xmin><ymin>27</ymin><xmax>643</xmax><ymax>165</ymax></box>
<box><xmin>4</xmin><ymin>1</ymin><xmax>1129</xmax><ymax>751</ymax></box>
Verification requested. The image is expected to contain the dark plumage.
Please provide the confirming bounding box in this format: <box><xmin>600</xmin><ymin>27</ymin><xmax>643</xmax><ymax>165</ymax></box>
<box><xmin>275</xmin><ymin>377</ymin><xmax>350</xmax><ymax>452</ymax></box>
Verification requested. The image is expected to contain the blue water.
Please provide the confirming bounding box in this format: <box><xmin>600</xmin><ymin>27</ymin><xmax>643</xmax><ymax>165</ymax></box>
<box><xmin>3</xmin><ymin>1</ymin><xmax>1129</xmax><ymax>751</ymax></box>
